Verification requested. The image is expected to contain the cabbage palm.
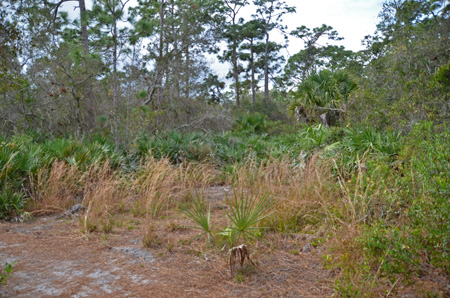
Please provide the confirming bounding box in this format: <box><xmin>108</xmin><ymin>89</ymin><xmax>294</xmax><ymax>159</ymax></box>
<box><xmin>290</xmin><ymin>69</ymin><xmax>357</xmax><ymax>124</ymax></box>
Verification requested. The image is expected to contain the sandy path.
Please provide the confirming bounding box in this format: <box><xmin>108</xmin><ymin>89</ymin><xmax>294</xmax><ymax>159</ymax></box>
<box><xmin>0</xmin><ymin>213</ymin><xmax>335</xmax><ymax>298</ymax></box>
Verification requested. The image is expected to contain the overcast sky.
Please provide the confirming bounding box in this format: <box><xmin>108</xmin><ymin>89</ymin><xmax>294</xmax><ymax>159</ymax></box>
<box><xmin>213</xmin><ymin>0</ymin><xmax>385</xmax><ymax>78</ymax></box>
<box><xmin>274</xmin><ymin>0</ymin><xmax>384</xmax><ymax>52</ymax></box>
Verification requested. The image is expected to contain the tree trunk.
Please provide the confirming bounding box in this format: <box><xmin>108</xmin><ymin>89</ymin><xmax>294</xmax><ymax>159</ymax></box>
<box><xmin>113</xmin><ymin>7</ymin><xmax>119</xmax><ymax>152</ymax></box>
<box><xmin>232</xmin><ymin>22</ymin><xmax>240</xmax><ymax>107</ymax></box>
<box><xmin>157</xmin><ymin>0</ymin><xmax>165</xmax><ymax>109</ymax></box>
<box><xmin>233</xmin><ymin>45</ymin><xmax>240</xmax><ymax>107</ymax></box>
<box><xmin>185</xmin><ymin>44</ymin><xmax>190</xmax><ymax>99</ymax></box>
<box><xmin>79</xmin><ymin>0</ymin><xmax>89</xmax><ymax>51</ymax></box>
<box><xmin>264</xmin><ymin>30</ymin><xmax>270</xmax><ymax>102</ymax></box>
<box><xmin>250</xmin><ymin>38</ymin><xmax>256</xmax><ymax>105</ymax></box>
<box><xmin>302</xmin><ymin>43</ymin><xmax>313</xmax><ymax>80</ymax></box>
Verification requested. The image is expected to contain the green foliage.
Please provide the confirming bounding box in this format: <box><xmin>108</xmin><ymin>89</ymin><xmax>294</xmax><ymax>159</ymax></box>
<box><xmin>290</xmin><ymin>69</ymin><xmax>357</xmax><ymax>125</ymax></box>
<box><xmin>286</xmin><ymin>24</ymin><xmax>349</xmax><ymax>84</ymax></box>
<box><xmin>180</xmin><ymin>191</ymin><xmax>214</xmax><ymax>244</ymax></box>
<box><xmin>137</xmin><ymin>90</ymin><xmax>148</xmax><ymax>99</ymax></box>
<box><xmin>339</xmin><ymin>126</ymin><xmax>402</xmax><ymax>156</ymax></box>
<box><xmin>292</xmin><ymin>70</ymin><xmax>357</xmax><ymax>108</ymax></box>
<box><xmin>137</xmin><ymin>131</ymin><xmax>212</xmax><ymax>164</ymax></box>
<box><xmin>233</xmin><ymin>112</ymin><xmax>269</xmax><ymax>134</ymax></box>
<box><xmin>180</xmin><ymin>189</ymin><xmax>274</xmax><ymax>247</ymax></box>
<box><xmin>346</xmin><ymin>122</ymin><xmax>450</xmax><ymax>295</ymax></box>
<box><xmin>0</xmin><ymin>262</ymin><xmax>14</xmax><ymax>287</ymax></box>
<box><xmin>221</xmin><ymin>190</ymin><xmax>273</xmax><ymax>246</ymax></box>
<box><xmin>0</xmin><ymin>189</ymin><xmax>25</xmax><ymax>218</ymax></box>
<box><xmin>348</xmin><ymin>0</ymin><xmax>450</xmax><ymax>130</ymax></box>
<box><xmin>433</xmin><ymin>62</ymin><xmax>450</xmax><ymax>87</ymax></box>
<box><xmin>297</xmin><ymin>124</ymin><xmax>335</xmax><ymax>150</ymax></box>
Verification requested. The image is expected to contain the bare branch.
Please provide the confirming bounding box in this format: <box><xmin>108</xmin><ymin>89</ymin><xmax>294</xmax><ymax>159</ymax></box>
<box><xmin>52</xmin><ymin>0</ymin><xmax>77</xmax><ymax>21</ymax></box>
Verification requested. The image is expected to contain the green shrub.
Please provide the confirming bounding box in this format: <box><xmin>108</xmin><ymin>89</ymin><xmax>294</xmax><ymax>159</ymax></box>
<box><xmin>234</xmin><ymin>112</ymin><xmax>269</xmax><ymax>134</ymax></box>
<box><xmin>296</xmin><ymin>124</ymin><xmax>335</xmax><ymax>150</ymax></box>
<box><xmin>220</xmin><ymin>190</ymin><xmax>273</xmax><ymax>246</ymax></box>
<box><xmin>0</xmin><ymin>189</ymin><xmax>25</xmax><ymax>219</ymax></box>
<box><xmin>357</xmin><ymin>122</ymin><xmax>450</xmax><ymax>280</ymax></box>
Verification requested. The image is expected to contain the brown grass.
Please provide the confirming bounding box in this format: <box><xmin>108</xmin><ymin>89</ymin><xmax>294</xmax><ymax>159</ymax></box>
<box><xmin>10</xmin><ymin>149</ymin><xmax>439</xmax><ymax>297</ymax></box>
<box><xmin>134</xmin><ymin>158</ymin><xmax>222</xmax><ymax>247</ymax></box>
<box><xmin>134</xmin><ymin>157</ymin><xmax>180</xmax><ymax>219</ymax></box>
<box><xmin>29</xmin><ymin>161</ymin><xmax>83</xmax><ymax>214</ymax></box>
<box><xmin>176</xmin><ymin>161</ymin><xmax>221</xmax><ymax>189</ymax></box>
<box><xmin>227</xmin><ymin>155</ymin><xmax>341</xmax><ymax>234</ymax></box>
<box><xmin>332</xmin><ymin>156</ymin><xmax>389</xmax><ymax>226</ymax></box>
<box><xmin>134</xmin><ymin>157</ymin><xmax>182</xmax><ymax>247</ymax></box>
<box><xmin>80</xmin><ymin>162</ymin><xmax>127</xmax><ymax>234</ymax></box>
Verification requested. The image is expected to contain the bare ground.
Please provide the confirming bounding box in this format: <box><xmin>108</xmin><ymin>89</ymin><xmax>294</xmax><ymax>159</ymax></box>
<box><xmin>0</xmin><ymin>188</ymin><xmax>336</xmax><ymax>298</ymax></box>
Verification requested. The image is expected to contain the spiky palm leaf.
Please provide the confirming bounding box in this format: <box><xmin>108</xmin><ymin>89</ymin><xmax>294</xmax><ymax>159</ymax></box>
<box><xmin>222</xmin><ymin>190</ymin><xmax>273</xmax><ymax>246</ymax></box>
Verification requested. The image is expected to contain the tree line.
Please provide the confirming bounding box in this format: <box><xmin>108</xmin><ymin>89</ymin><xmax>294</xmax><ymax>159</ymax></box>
<box><xmin>1</xmin><ymin>0</ymin><xmax>449</xmax><ymax>148</ymax></box>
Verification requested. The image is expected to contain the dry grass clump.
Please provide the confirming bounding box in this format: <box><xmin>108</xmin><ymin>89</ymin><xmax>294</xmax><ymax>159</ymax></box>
<box><xmin>227</xmin><ymin>154</ymin><xmax>390</xmax><ymax>236</ymax></box>
<box><xmin>134</xmin><ymin>157</ymin><xmax>180</xmax><ymax>219</ymax></box>
<box><xmin>28</xmin><ymin>160</ymin><xmax>128</xmax><ymax>232</ymax></box>
<box><xmin>229</xmin><ymin>155</ymin><xmax>341</xmax><ymax>234</ymax></box>
<box><xmin>30</xmin><ymin>161</ymin><xmax>83</xmax><ymax>214</ymax></box>
<box><xmin>176</xmin><ymin>161</ymin><xmax>221</xmax><ymax>189</ymax></box>
<box><xmin>30</xmin><ymin>159</ymin><xmax>127</xmax><ymax>233</ymax></box>
<box><xmin>79</xmin><ymin>162</ymin><xmax>127</xmax><ymax>234</ymax></box>
<box><xmin>135</xmin><ymin>157</ymin><xmax>181</xmax><ymax>247</ymax></box>
<box><xmin>134</xmin><ymin>158</ymin><xmax>221</xmax><ymax>247</ymax></box>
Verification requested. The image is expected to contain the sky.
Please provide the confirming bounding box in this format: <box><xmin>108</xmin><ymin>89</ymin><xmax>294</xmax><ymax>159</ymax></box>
<box><xmin>274</xmin><ymin>0</ymin><xmax>384</xmax><ymax>52</ymax></box>
<box><xmin>212</xmin><ymin>0</ymin><xmax>385</xmax><ymax>78</ymax></box>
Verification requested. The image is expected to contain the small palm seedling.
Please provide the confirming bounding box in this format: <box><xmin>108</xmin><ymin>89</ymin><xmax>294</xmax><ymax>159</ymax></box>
<box><xmin>221</xmin><ymin>190</ymin><xmax>273</xmax><ymax>247</ymax></box>
<box><xmin>180</xmin><ymin>190</ymin><xmax>214</xmax><ymax>244</ymax></box>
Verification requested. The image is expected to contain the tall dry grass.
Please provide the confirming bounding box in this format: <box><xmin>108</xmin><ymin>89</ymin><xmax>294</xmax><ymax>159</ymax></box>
<box><xmin>134</xmin><ymin>157</ymin><xmax>180</xmax><ymax>219</ymax></box>
<box><xmin>175</xmin><ymin>161</ymin><xmax>221</xmax><ymax>189</ymax></box>
<box><xmin>332</xmin><ymin>156</ymin><xmax>389</xmax><ymax>226</ymax></box>
<box><xmin>135</xmin><ymin>157</ymin><xmax>181</xmax><ymax>247</ymax></box>
<box><xmin>80</xmin><ymin>162</ymin><xmax>127</xmax><ymax>234</ymax></box>
<box><xmin>136</xmin><ymin>158</ymin><xmax>221</xmax><ymax>247</ymax></box>
<box><xmin>227</xmin><ymin>155</ymin><xmax>341</xmax><ymax>233</ymax></box>
<box><xmin>30</xmin><ymin>161</ymin><xmax>83</xmax><ymax>214</ymax></box>
<box><xmin>226</xmin><ymin>154</ymin><xmax>390</xmax><ymax>236</ymax></box>
<box><xmin>29</xmin><ymin>160</ymin><xmax>128</xmax><ymax>234</ymax></box>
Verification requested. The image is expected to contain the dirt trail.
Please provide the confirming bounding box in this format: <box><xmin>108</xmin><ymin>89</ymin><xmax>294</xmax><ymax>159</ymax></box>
<box><xmin>0</xmin><ymin>190</ymin><xmax>335</xmax><ymax>297</ymax></box>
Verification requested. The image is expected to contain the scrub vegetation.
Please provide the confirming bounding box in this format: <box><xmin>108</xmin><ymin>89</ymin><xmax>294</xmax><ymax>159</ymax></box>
<box><xmin>1</xmin><ymin>0</ymin><xmax>449</xmax><ymax>296</ymax></box>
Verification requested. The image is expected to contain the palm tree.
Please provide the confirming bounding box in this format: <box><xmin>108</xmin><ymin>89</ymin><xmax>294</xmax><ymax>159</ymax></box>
<box><xmin>290</xmin><ymin>69</ymin><xmax>357</xmax><ymax>126</ymax></box>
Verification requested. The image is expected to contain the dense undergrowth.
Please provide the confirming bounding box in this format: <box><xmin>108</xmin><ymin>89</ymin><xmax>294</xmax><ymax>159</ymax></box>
<box><xmin>1</xmin><ymin>121</ymin><xmax>449</xmax><ymax>296</ymax></box>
